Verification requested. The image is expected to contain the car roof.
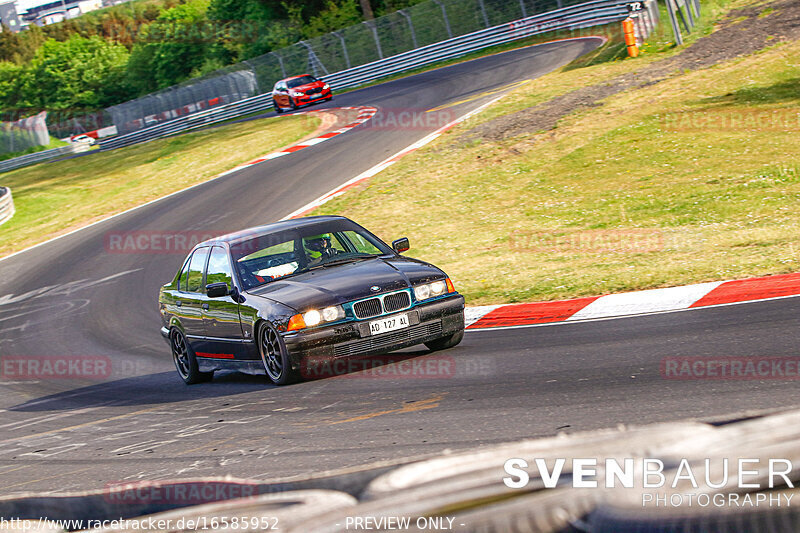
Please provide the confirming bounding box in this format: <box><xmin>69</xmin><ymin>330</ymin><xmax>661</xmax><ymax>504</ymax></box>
<box><xmin>279</xmin><ymin>74</ymin><xmax>314</xmax><ymax>82</ymax></box>
<box><xmin>195</xmin><ymin>216</ymin><xmax>351</xmax><ymax>247</ymax></box>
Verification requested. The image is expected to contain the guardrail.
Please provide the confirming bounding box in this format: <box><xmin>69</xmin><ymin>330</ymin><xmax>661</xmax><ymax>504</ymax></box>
<box><xmin>0</xmin><ymin>187</ymin><xmax>14</xmax><ymax>226</ymax></box>
<box><xmin>99</xmin><ymin>0</ymin><xmax>654</xmax><ymax>151</ymax></box>
<box><xmin>0</xmin><ymin>142</ymin><xmax>90</xmax><ymax>175</ymax></box>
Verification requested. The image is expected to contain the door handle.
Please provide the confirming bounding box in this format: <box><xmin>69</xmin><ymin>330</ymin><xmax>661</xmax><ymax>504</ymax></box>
<box><xmin>202</xmin><ymin>303</ymin><xmax>209</xmax><ymax>310</ymax></box>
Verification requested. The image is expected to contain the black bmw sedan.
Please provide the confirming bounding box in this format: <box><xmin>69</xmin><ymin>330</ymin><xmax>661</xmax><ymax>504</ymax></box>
<box><xmin>159</xmin><ymin>216</ymin><xmax>465</xmax><ymax>385</ymax></box>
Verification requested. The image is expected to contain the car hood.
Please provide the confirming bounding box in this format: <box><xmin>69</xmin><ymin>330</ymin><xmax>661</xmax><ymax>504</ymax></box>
<box><xmin>293</xmin><ymin>81</ymin><xmax>325</xmax><ymax>91</ymax></box>
<box><xmin>245</xmin><ymin>256</ymin><xmax>445</xmax><ymax>312</ymax></box>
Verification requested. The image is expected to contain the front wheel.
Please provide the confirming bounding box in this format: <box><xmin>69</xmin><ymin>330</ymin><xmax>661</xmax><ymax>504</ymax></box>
<box><xmin>289</xmin><ymin>98</ymin><xmax>297</xmax><ymax>111</ymax></box>
<box><xmin>171</xmin><ymin>328</ymin><xmax>213</xmax><ymax>385</ymax></box>
<box><xmin>274</xmin><ymin>104</ymin><xmax>283</xmax><ymax>114</ymax></box>
<box><xmin>424</xmin><ymin>329</ymin><xmax>464</xmax><ymax>351</ymax></box>
<box><xmin>259</xmin><ymin>322</ymin><xmax>299</xmax><ymax>385</ymax></box>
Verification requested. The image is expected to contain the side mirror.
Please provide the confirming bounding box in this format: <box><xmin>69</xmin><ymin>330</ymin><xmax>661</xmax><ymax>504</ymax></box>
<box><xmin>206</xmin><ymin>282</ymin><xmax>230</xmax><ymax>298</ymax></box>
<box><xmin>392</xmin><ymin>237</ymin><xmax>410</xmax><ymax>253</ymax></box>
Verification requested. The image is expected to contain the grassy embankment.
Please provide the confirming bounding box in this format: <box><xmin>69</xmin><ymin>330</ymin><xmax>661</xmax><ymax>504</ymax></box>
<box><xmin>312</xmin><ymin>0</ymin><xmax>800</xmax><ymax>305</ymax></box>
<box><xmin>0</xmin><ymin>114</ymin><xmax>319</xmax><ymax>257</ymax></box>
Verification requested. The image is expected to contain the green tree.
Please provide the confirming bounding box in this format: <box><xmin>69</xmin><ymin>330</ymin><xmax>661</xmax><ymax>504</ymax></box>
<box><xmin>126</xmin><ymin>0</ymin><xmax>212</xmax><ymax>90</ymax></box>
<box><xmin>20</xmin><ymin>35</ymin><xmax>131</xmax><ymax>111</ymax></box>
<box><xmin>306</xmin><ymin>0</ymin><xmax>362</xmax><ymax>38</ymax></box>
<box><xmin>0</xmin><ymin>61</ymin><xmax>25</xmax><ymax>114</ymax></box>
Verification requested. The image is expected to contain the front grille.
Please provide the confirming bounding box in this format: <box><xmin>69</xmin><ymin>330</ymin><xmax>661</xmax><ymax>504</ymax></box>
<box><xmin>353</xmin><ymin>298</ymin><xmax>382</xmax><ymax>319</ymax></box>
<box><xmin>333</xmin><ymin>322</ymin><xmax>442</xmax><ymax>358</ymax></box>
<box><xmin>384</xmin><ymin>291</ymin><xmax>411</xmax><ymax>313</ymax></box>
<box><xmin>306</xmin><ymin>87</ymin><xmax>322</xmax><ymax>95</ymax></box>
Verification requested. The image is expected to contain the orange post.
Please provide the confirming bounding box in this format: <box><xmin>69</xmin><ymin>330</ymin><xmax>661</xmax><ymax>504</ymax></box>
<box><xmin>622</xmin><ymin>18</ymin><xmax>639</xmax><ymax>57</ymax></box>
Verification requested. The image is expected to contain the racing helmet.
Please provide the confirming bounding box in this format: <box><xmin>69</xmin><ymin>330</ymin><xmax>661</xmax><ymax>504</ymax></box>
<box><xmin>304</xmin><ymin>233</ymin><xmax>332</xmax><ymax>257</ymax></box>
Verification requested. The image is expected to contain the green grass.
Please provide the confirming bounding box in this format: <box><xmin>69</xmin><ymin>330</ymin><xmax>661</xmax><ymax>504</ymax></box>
<box><xmin>0</xmin><ymin>113</ymin><xmax>320</xmax><ymax>257</ymax></box>
<box><xmin>311</xmin><ymin>2</ymin><xmax>800</xmax><ymax>305</ymax></box>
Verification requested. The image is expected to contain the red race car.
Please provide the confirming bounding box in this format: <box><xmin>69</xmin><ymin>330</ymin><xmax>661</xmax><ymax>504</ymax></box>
<box><xmin>272</xmin><ymin>74</ymin><xmax>333</xmax><ymax>114</ymax></box>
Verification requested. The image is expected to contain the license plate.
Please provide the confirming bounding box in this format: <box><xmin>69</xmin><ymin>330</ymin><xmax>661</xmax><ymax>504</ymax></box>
<box><xmin>369</xmin><ymin>314</ymin><xmax>409</xmax><ymax>335</ymax></box>
<box><xmin>310</xmin><ymin>93</ymin><xmax>323</xmax><ymax>99</ymax></box>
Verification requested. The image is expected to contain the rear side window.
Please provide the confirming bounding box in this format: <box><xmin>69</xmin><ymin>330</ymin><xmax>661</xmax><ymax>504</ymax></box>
<box><xmin>206</xmin><ymin>246</ymin><xmax>233</xmax><ymax>287</ymax></box>
<box><xmin>177</xmin><ymin>254</ymin><xmax>192</xmax><ymax>290</ymax></box>
<box><xmin>185</xmin><ymin>247</ymin><xmax>210</xmax><ymax>293</ymax></box>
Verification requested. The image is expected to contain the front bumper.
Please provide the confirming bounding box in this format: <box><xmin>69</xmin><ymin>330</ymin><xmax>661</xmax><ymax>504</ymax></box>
<box><xmin>283</xmin><ymin>294</ymin><xmax>465</xmax><ymax>368</ymax></box>
<box><xmin>296</xmin><ymin>90</ymin><xmax>332</xmax><ymax>104</ymax></box>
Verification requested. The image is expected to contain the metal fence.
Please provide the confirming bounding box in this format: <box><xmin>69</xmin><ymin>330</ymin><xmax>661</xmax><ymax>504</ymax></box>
<box><xmin>0</xmin><ymin>187</ymin><xmax>14</xmax><ymax>226</ymax></box>
<box><xmin>108</xmin><ymin>70</ymin><xmax>260</xmax><ymax>135</ymax></box>
<box><xmin>0</xmin><ymin>111</ymin><xmax>49</xmax><ymax>157</ymax></box>
<box><xmin>104</xmin><ymin>0</ymin><xmax>639</xmax><ymax>136</ymax></box>
<box><xmin>0</xmin><ymin>142</ymin><xmax>87</xmax><ymax>174</ymax></box>
<box><xmin>99</xmin><ymin>0</ymin><xmax>653</xmax><ymax>151</ymax></box>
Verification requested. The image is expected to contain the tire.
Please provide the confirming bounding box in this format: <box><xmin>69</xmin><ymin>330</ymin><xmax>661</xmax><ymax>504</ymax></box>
<box><xmin>289</xmin><ymin>98</ymin><xmax>297</xmax><ymax>111</ymax></box>
<box><xmin>170</xmin><ymin>328</ymin><xmax>213</xmax><ymax>385</ymax></box>
<box><xmin>274</xmin><ymin>103</ymin><xmax>283</xmax><ymax>114</ymax></box>
<box><xmin>259</xmin><ymin>322</ymin><xmax>299</xmax><ymax>385</ymax></box>
<box><xmin>424</xmin><ymin>329</ymin><xmax>464</xmax><ymax>351</ymax></box>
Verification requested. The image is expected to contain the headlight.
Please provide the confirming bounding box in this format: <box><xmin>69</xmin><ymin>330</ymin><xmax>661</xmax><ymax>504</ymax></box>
<box><xmin>322</xmin><ymin>305</ymin><xmax>342</xmax><ymax>321</ymax></box>
<box><xmin>414</xmin><ymin>284</ymin><xmax>430</xmax><ymax>301</ymax></box>
<box><xmin>323</xmin><ymin>83</ymin><xmax>330</xmax><ymax>90</ymax></box>
<box><xmin>303</xmin><ymin>309</ymin><xmax>321</xmax><ymax>327</ymax></box>
<box><xmin>430</xmin><ymin>280</ymin><xmax>446</xmax><ymax>296</ymax></box>
<box><xmin>288</xmin><ymin>305</ymin><xmax>345</xmax><ymax>331</ymax></box>
<box><xmin>413</xmin><ymin>279</ymin><xmax>454</xmax><ymax>301</ymax></box>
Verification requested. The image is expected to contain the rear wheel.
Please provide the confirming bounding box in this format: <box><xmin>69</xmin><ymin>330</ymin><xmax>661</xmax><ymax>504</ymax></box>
<box><xmin>171</xmin><ymin>328</ymin><xmax>213</xmax><ymax>384</ymax></box>
<box><xmin>424</xmin><ymin>329</ymin><xmax>464</xmax><ymax>351</ymax></box>
<box><xmin>259</xmin><ymin>322</ymin><xmax>299</xmax><ymax>385</ymax></box>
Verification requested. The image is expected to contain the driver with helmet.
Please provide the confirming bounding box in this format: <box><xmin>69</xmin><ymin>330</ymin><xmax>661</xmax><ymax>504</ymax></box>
<box><xmin>303</xmin><ymin>233</ymin><xmax>337</xmax><ymax>265</ymax></box>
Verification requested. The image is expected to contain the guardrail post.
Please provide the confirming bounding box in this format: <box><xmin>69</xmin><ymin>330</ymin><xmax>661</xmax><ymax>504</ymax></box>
<box><xmin>333</xmin><ymin>31</ymin><xmax>352</xmax><ymax>69</ymax></box>
<box><xmin>476</xmin><ymin>0</ymin><xmax>490</xmax><ymax>27</ymax></box>
<box><xmin>397</xmin><ymin>10</ymin><xmax>418</xmax><ymax>49</ymax></box>
<box><xmin>363</xmin><ymin>20</ymin><xmax>384</xmax><ymax>60</ymax></box>
<box><xmin>433</xmin><ymin>0</ymin><xmax>453</xmax><ymax>39</ymax></box>
<box><xmin>665</xmin><ymin>0</ymin><xmax>684</xmax><ymax>45</ymax></box>
<box><xmin>519</xmin><ymin>0</ymin><xmax>528</xmax><ymax>18</ymax></box>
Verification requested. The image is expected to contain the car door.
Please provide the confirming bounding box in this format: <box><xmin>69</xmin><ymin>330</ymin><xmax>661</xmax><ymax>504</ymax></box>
<box><xmin>201</xmin><ymin>245</ymin><xmax>245</xmax><ymax>358</ymax></box>
<box><xmin>275</xmin><ymin>82</ymin><xmax>288</xmax><ymax>106</ymax></box>
<box><xmin>178</xmin><ymin>246</ymin><xmax>210</xmax><ymax>343</ymax></box>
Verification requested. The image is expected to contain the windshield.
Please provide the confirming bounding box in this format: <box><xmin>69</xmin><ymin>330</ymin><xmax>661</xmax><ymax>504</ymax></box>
<box><xmin>287</xmin><ymin>75</ymin><xmax>317</xmax><ymax>88</ymax></box>
<box><xmin>231</xmin><ymin>221</ymin><xmax>393</xmax><ymax>290</ymax></box>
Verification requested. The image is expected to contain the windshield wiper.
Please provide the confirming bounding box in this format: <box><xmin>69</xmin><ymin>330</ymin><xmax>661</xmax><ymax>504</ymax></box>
<box><xmin>307</xmin><ymin>255</ymin><xmax>375</xmax><ymax>270</ymax></box>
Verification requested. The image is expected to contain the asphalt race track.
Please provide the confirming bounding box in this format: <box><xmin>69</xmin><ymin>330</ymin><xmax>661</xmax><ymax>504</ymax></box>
<box><xmin>0</xmin><ymin>37</ymin><xmax>796</xmax><ymax>496</ymax></box>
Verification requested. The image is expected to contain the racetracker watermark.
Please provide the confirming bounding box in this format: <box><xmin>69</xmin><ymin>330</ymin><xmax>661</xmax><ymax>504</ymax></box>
<box><xmin>661</xmin><ymin>108</ymin><xmax>800</xmax><ymax>132</ymax></box>
<box><xmin>365</xmin><ymin>108</ymin><xmax>455</xmax><ymax>130</ymax></box>
<box><xmin>104</xmin><ymin>480</ymin><xmax>263</xmax><ymax>505</ymax></box>
<box><xmin>1</xmin><ymin>356</ymin><xmax>111</xmax><ymax>380</ymax></box>
<box><xmin>509</xmin><ymin>229</ymin><xmax>664</xmax><ymax>253</ymax></box>
<box><xmin>661</xmin><ymin>356</ymin><xmax>800</xmax><ymax>380</ymax></box>
<box><xmin>300</xmin><ymin>354</ymin><xmax>493</xmax><ymax>380</ymax></box>
<box><xmin>105</xmin><ymin>231</ymin><xmax>225</xmax><ymax>254</ymax></box>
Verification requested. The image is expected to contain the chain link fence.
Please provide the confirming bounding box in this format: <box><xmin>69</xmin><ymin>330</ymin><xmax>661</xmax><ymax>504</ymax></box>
<box><xmin>107</xmin><ymin>70</ymin><xmax>259</xmax><ymax>136</ymax></box>
<box><xmin>0</xmin><ymin>111</ymin><xmax>49</xmax><ymax>156</ymax></box>
<box><xmin>105</xmin><ymin>0</ymin><xmax>598</xmax><ymax>135</ymax></box>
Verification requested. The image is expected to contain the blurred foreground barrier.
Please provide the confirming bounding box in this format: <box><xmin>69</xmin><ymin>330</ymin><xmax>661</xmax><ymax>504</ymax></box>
<box><xmin>0</xmin><ymin>187</ymin><xmax>13</xmax><ymax>226</ymax></box>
